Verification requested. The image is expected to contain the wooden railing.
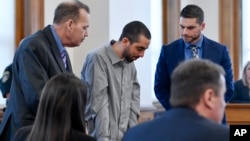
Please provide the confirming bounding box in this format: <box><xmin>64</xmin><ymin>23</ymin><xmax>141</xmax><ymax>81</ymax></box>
<box><xmin>139</xmin><ymin>103</ymin><xmax>250</xmax><ymax>125</ymax></box>
<box><xmin>225</xmin><ymin>103</ymin><xmax>250</xmax><ymax>125</ymax></box>
<box><xmin>1</xmin><ymin>103</ymin><xmax>248</xmax><ymax>125</ymax></box>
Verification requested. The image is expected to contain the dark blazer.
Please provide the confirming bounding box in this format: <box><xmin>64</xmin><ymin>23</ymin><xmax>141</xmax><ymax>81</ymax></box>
<box><xmin>154</xmin><ymin>36</ymin><xmax>234</xmax><ymax>110</ymax></box>
<box><xmin>0</xmin><ymin>25</ymin><xmax>73</xmax><ymax>140</ymax></box>
<box><xmin>122</xmin><ymin>108</ymin><xmax>229</xmax><ymax>141</ymax></box>
<box><xmin>13</xmin><ymin>126</ymin><xmax>97</xmax><ymax>141</ymax></box>
<box><xmin>230</xmin><ymin>79</ymin><xmax>250</xmax><ymax>103</ymax></box>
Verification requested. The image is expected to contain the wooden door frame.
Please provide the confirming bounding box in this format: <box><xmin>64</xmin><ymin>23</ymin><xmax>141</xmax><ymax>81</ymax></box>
<box><xmin>219</xmin><ymin>0</ymin><xmax>241</xmax><ymax>80</ymax></box>
<box><xmin>15</xmin><ymin>0</ymin><xmax>44</xmax><ymax>48</ymax></box>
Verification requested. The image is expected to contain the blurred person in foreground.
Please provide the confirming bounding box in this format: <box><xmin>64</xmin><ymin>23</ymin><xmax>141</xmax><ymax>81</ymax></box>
<box><xmin>123</xmin><ymin>59</ymin><xmax>229</xmax><ymax>141</ymax></box>
<box><xmin>13</xmin><ymin>73</ymin><xmax>96</xmax><ymax>141</ymax></box>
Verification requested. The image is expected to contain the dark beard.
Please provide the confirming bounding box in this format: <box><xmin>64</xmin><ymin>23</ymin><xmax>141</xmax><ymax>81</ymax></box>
<box><xmin>181</xmin><ymin>32</ymin><xmax>201</xmax><ymax>44</ymax></box>
<box><xmin>125</xmin><ymin>56</ymin><xmax>133</xmax><ymax>63</ymax></box>
<box><xmin>123</xmin><ymin>49</ymin><xmax>134</xmax><ymax>63</ymax></box>
<box><xmin>188</xmin><ymin>33</ymin><xmax>201</xmax><ymax>44</ymax></box>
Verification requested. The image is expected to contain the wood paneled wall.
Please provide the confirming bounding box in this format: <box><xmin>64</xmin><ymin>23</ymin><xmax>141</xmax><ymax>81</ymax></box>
<box><xmin>162</xmin><ymin>0</ymin><xmax>180</xmax><ymax>44</ymax></box>
<box><xmin>219</xmin><ymin>0</ymin><xmax>241</xmax><ymax>80</ymax></box>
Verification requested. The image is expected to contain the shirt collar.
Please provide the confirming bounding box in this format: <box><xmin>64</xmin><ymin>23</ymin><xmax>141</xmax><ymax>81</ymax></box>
<box><xmin>107</xmin><ymin>40</ymin><xmax>126</xmax><ymax>65</ymax></box>
<box><xmin>50</xmin><ymin>25</ymin><xmax>65</xmax><ymax>53</ymax></box>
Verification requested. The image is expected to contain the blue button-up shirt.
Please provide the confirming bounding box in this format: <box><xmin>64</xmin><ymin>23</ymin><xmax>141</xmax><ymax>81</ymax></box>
<box><xmin>184</xmin><ymin>35</ymin><xmax>204</xmax><ymax>59</ymax></box>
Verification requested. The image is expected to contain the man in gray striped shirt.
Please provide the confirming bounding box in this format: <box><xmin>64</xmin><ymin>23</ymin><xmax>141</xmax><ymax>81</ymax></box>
<box><xmin>81</xmin><ymin>21</ymin><xmax>151</xmax><ymax>141</ymax></box>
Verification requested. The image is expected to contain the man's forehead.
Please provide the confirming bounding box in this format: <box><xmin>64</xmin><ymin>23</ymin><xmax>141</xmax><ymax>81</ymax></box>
<box><xmin>180</xmin><ymin>17</ymin><xmax>199</xmax><ymax>24</ymax></box>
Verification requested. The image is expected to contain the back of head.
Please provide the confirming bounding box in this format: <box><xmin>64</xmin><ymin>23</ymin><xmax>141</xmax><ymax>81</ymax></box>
<box><xmin>27</xmin><ymin>73</ymin><xmax>87</xmax><ymax>141</ymax></box>
<box><xmin>118</xmin><ymin>21</ymin><xmax>151</xmax><ymax>44</ymax></box>
<box><xmin>170</xmin><ymin>59</ymin><xmax>225</xmax><ymax>108</ymax></box>
<box><xmin>180</xmin><ymin>4</ymin><xmax>204</xmax><ymax>24</ymax></box>
<box><xmin>53</xmin><ymin>0</ymin><xmax>90</xmax><ymax>24</ymax></box>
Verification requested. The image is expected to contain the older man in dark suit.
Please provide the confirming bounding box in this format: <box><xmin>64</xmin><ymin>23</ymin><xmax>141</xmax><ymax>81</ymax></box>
<box><xmin>123</xmin><ymin>59</ymin><xmax>229</xmax><ymax>141</ymax></box>
<box><xmin>0</xmin><ymin>1</ymin><xmax>90</xmax><ymax>140</ymax></box>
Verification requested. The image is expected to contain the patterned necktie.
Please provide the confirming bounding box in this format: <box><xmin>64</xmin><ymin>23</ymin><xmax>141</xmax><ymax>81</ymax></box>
<box><xmin>190</xmin><ymin>44</ymin><xmax>199</xmax><ymax>59</ymax></box>
<box><xmin>61</xmin><ymin>50</ymin><xmax>67</xmax><ymax>68</ymax></box>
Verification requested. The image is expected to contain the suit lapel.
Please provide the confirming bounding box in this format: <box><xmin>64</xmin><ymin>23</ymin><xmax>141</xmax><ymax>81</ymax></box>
<box><xmin>168</xmin><ymin>39</ymin><xmax>185</xmax><ymax>74</ymax></box>
<box><xmin>43</xmin><ymin>26</ymin><xmax>68</xmax><ymax>72</ymax></box>
<box><xmin>52</xmin><ymin>44</ymin><xmax>67</xmax><ymax>72</ymax></box>
<box><xmin>202</xmin><ymin>37</ymin><xmax>215</xmax><ymax>60</ymax></box>
<box><xmin>176</xmin><ymin>40</ymin><xmax>185</xmax><ymax>61</ymax></box>
<box><xmin>173</xmin><ymin>39</ymin><xmax>185</xmax><ymax>66</ymax></box>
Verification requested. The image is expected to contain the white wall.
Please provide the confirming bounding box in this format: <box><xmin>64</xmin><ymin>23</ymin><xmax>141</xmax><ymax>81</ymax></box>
<box><xmin>242</xmin><ymin>0</ymin><xmax>250</xmax><ymax>74</ymax></box>
<box><xmin>0</xmin><ymin>0</ymin><xmax>15</xmax><ymax>105</ymax></box>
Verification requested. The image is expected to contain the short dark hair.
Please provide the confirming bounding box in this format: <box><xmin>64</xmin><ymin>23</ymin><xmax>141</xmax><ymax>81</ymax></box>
<box><xmin>27</xmin><ymin>73</ymin><xmax>88</xmax><ymax>141</ymax></box>
<box><xmin>180</xmin><ymin>4</ymin><xmax>204</xmax><ymax>24</ymax></box>
<box><xmin>170</xmin><ymin>59</ymin><xmax>225</xmax><ymax>108</ymax></box>
<box><xmin>118</xmin><ymin>21</ymin><xmax>151</xmax><ymax>44</ymax></box>
<box><xmin>53</xmin><ymin>1</ymin><xmax>90</xmax><ymax>24</ymax></box>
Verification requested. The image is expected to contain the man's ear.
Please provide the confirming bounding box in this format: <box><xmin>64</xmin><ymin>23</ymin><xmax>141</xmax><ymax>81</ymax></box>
<box><xmin>121</xmin><ymin>37</ymin><xmax>130</xmax><ymax>47</ymax></box>
<box><xmin>202</xmin><ymin>88</ymin><xmax>215</xmax><ymax>109</ymax></box>
<box><xmin>201</xmin><ymin>22</ymin><xmax>206</xmax><ymax>30</ymax></box>
<box><xmin>66</xmin><ymin>19</ymin><xmax>74</xmax><ymax>32</ymax></box>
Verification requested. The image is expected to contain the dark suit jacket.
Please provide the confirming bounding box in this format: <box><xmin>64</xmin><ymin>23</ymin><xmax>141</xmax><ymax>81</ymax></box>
<box><xmin>154</xmin><ymin>36</ymin><xmax>234</xmax><ymax>110</ymax></box>
<box><xmin>13</xmin><ymin>126</ymin><xmax>97</xmax><ymax>141</ymax></box>
<box><xmin>122</xmin><ymin>108</ymin><xmax>229</xmax><ymax>141</ymax></box>
<box><xmin>0</xmin><ymin>25</ymin><xmax>73</xmax><ymax>140</ymax></box>
<box><xmin>230</xmin><ymin>79</ymin><xmax>250</xmax><ymax>103</ymax></box>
